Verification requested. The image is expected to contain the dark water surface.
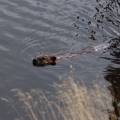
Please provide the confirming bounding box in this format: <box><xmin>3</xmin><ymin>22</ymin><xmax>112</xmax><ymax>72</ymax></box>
<box><xmin>0</xmin><ymin>0</ymin><xmax>120</xmax><ymax>120</ymax></box>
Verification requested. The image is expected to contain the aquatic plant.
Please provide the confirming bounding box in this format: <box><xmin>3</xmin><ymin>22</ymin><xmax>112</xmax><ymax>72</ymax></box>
<box><xmin>0</xmin><ymin>67</ymin><xmax>114</xmax><ymax>120</ymax></box>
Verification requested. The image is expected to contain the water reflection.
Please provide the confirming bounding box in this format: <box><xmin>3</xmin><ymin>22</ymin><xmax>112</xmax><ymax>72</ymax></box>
<box><xmin>0</xmin><ymin>71</ymin><xmax>113</xmax><ymax>120</ymax></box>
<box><xmin>102</xmin><ymin>25</ymin><xmax>120</xmax><ymax>120</ymax></box>
<box><xmin>88</xmin><ymin>0</ymin><xmax>120</xmax><ymax>41</ymax></box>
<box><xmin>104</xmin><ymin>43</ymin><xmax>120</xmax><ymax>120</ymax></box>
<box><xmin>95</xmin><ymin>0</ymin><xmax>120</xmax><ymax>26</ymax></box>
<box><xmin>105</xmin><ymin>66</ymin><xmax>120</xmax><ymax>120</ymax></box>
<box><xmin>0</xmin><ymin>0</ymin><xmax>120</xmax><ymax>119</ymax></box>
<box><xmin>94</xmin><ymin>0</ymin><xmax>120</xmax><ymax>119</ymax></box>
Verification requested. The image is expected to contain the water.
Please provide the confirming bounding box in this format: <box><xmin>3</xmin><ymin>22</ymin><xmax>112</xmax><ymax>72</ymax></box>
<box><xmin>0</xmin><ymin>0</ymin><xmax>120</xmax><ymax>120</ymax></box>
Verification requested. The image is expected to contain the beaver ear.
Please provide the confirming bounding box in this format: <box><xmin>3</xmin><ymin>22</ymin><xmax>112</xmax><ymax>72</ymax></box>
<box><xmin>51</xmin><ymin>56</ymin><xmax>56</xmax><ymax>61</ymax></box>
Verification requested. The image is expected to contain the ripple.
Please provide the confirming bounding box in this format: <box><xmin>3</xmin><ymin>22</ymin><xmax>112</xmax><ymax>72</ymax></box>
<box><xmin>1</xmin><ymin>0</ymin><xmax>120</xmax><ymax>119</ymax></box>
<box><xmin>0</xmin><ymin>0</ymin><xmax>97</xmax><ymax>58</ymax></box>
<box><xmin>0</xmin><ymin>45</ymin><xmax>9</xmax><ymax>52</ymax></box>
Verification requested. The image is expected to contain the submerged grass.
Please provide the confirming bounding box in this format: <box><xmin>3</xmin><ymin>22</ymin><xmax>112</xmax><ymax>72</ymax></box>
<box><xmin>1</xmin><ymin>66</ymin><xmax>115</xmax><ymax>120</ymax></box>
<box><xmin>55</xmin><ymin>79</ymin><xmax>113</xmax><ymax>120</ymax></box>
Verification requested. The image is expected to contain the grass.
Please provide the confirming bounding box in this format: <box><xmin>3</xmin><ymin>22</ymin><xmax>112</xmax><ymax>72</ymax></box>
<box><xmin>1</xmin><ymin>66</ymin><xmax>115</xmax><ymax>120</ymax></box>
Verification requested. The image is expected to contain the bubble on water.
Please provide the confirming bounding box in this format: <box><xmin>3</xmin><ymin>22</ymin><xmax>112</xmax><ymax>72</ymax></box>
<box><xmin>93</xmin><ymin>43</ymin><xmax>110</xmax><ymax>52</ymax></box>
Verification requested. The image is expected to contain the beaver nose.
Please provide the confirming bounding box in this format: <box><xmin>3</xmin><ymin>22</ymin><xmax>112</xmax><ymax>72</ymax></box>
<box><xmin>32</xmin><ymin>58</ymin><xmax>38</xmax><ymax>66</ymax></box>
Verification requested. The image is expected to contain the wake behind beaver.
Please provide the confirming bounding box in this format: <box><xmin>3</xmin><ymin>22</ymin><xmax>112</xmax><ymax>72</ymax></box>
<box><xmin>32</xmin><ymin>38</ymin><xmax>120</xmax><ymax>67</ymax></box>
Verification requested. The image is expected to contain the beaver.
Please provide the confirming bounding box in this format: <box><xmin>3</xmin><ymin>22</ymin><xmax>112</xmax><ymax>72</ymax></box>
<box><xmin>32</xmin><ymin>56</ymin><xmax>56</xmax><ymax>66</ymax></box>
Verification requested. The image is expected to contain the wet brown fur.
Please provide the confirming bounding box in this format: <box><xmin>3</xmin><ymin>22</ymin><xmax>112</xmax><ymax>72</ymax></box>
<box><xmin>32</xmin><ymin>56</ymin><xmax>56</xmax><ymax>66</ymax></box>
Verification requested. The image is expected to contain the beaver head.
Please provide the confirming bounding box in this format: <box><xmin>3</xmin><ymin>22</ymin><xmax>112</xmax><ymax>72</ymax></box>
<box><xmin>32</xmin><ymin>57</ymin><xmax>45</xmax><ymax>66</ymax></box>
<box><xmin>32</xmin><ymin>56</ymin><xmax>57</xmax><ymax>66</ymax></box>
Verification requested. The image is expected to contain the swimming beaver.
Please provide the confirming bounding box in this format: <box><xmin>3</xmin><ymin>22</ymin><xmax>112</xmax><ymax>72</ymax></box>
<box><xmin>32</xmin><ymin>56</ymin><xmax>56</xmax><ymax>66</ymax></box>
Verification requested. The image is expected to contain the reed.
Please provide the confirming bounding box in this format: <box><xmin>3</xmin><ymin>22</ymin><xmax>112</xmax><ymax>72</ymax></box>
<box><xmin>3</xmin><ymin>66</ymin><xmax>115</xmax><ymax>120</ymax></box>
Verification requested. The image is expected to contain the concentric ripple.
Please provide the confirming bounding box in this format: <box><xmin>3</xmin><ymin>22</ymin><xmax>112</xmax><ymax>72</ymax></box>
<box><xmin>0</xmin><ymin>0</ymin><xmax>120</xmax><ymax>120</ymax></box>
